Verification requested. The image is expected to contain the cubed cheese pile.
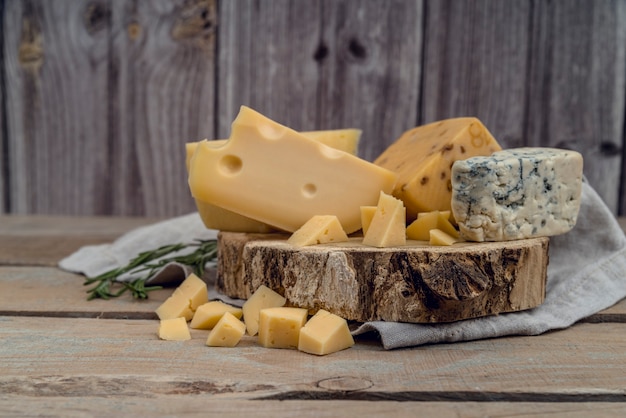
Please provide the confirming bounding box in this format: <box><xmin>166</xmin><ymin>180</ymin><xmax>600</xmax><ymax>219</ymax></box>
<box><xmin>156</xmin><ymin>275</ymin><xmax>354</xmax><ymax>356</ymax></box>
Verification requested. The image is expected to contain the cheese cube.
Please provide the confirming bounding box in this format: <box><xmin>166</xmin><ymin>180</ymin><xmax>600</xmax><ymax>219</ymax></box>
<box><xmin>186</xmin><ymin>128</ymin><xmax>361</xmax><ymax>233</ymax></box>
<box><xmin>298</xmin><ymin>309</ymin><xmax>355</xmax><ymax>355</ymax></box>
<box><xmin>158</xmin><ymin>317</ymin><xmax>191</xmax><ymax>341</ymax></box>
<box><xmin>429</xmin><ymin>228</ymin><xmax>458</xmax><ymax>246</ymax></box>
<box><xmin>451</xmin><ymin>147</ymin><xmax>583</xmax><ymax>241</ymax></box>
<box><xmin>155</xmin><ymin>273</ymin><xmax>208</xmax><ymax>320</ymax></box>
<box><xmin>155</xmin><ymin>292</ymin><xmax>194</xmax><ymax>321</ymax></box>
<box><xmin>206</xmin><ymin>312</ymin><xmax>247</xmax><ymax>347</ymax></box>
<box><xmin>362</xmin><ymin>192</ymin><xmax>407</xmax><ymax>248</ymax></box>
<box><xmin>172</xmin><ymin>273</ymin><xmax>208</xmax><ymax>311</ymax></box>
<box><xmin>374</xmin><ymin>117</ymin><xmax>502</xmax><ymax>220</ymax></box>
<box><xmin>360</xmin><ymin>206</ymin><xmax>377</xmax><ymax>235</ymax></box>
<box><xmin>258</xmin><ymin>307</ymin><xmax>309</xmax><ymax>349</ymax></box>
<box><xmin>287</xmin><ymin>215</ymin><xmax>348</xmax><ymax>247</ymax></box>
<box><xmin>242</xmin><ymin>285</ymin><xmax>287</xmax><ymax>336</ymax></box>
<box><xmin>190</xmin><ymin>301</ymin><xmax>243</xmax><ymax>330</ymax></box>
<box><xmin>187</xmin><ymin>106</ymin><xmax>397</xmax><ymax>233</ymax></box>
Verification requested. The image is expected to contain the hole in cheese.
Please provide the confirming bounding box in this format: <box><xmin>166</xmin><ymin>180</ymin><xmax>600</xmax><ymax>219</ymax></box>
<box><xmin>219</xmin><ymin>155</ymin><xmax>243</xmax><ymax>175</ymax></box>
<box><xmin>258</xmin><ymin>121</ymin><xmax>285</xmax><ymax>139</ymax></box>
<box><xmin>319</xmin><ymin>144</ymin><xmax>344</xmax><ymax>159</ymax></box>
<box><xmin>302</xmin><ymin>183</ymin><xmax>317</xmax><ymax>198</ymax></box>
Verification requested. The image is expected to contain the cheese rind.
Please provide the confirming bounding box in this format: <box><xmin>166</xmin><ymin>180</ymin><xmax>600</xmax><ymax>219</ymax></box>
<box><xmin>190</xmin><ymin>301</ymin><xmax>243</xmax><ymax>330</ymax></box>
<box><xmin>188</xmin><ymin>106</ymin><xmax>397</xmax><ymax>233</ymax></box>
<box><xmin>206</xmin><ymin>312</ymin><xmax>247</xmax><ymax>347</ymax></box>
<box><xmin>242</xmin><ymin>285</ymin><xmax>287</xmax><ymax>336</ymax></box>
<box><xmin>158</xmin><ymin>317</ymin><xmax>191</xmax><ymax>341</ymax></box>
<box><xmin>298</xmin><ymin>309</ymin><xmax>355</xmax><ymax>355</ymax></box>
<box><xmin>258</xmin><ymin>307</ymin><xmax>309</xmax><ymax>349</ymax></box>
<box><xmin>362</xmin><ymin>192</ymin><xmax>407</xmax><ymax>247</ymax></box>
<box><xmin>287</xmin><ymin>215</ymin><xmax>348</xmax><ymax>247</ymax></box>
<box><xmin>374</xmin><ymin>117</ymin><xmax>502</xmax><ymax>220</ymax></box>
<box><xmin>451</xmin><ymin>147</ymin><xmax>583</xmax><ymax>241</ymax></box>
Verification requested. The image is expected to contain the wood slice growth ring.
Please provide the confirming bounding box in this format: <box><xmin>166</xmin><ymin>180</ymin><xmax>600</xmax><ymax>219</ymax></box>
<box><xmin>217</xmin><ymin>232</ymin><xmax>549</xmax><ymax>323</ymax></box>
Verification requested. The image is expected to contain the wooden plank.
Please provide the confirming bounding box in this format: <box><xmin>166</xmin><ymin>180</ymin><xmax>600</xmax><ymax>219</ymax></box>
<box><xmin>1</xmin><ymin>399</ymin><xmax>625</xmax><ymax>418</ymax></box>
<box><xmin>2</xmin><ymin>0</ymin><xmax>215</xmax><ymax>217</ymax></box>
<box><xmin>0</xmin><ymin>267</ymin><xmax>169</xmax><ymax>317</ymax></box>
<box><xmin>1</xmin><ymin>265</ymin><xmax>623</xmax><ymax>319</ymax></box>
<box><xmin>421</xmin><ymin>0</ymin><xmax>531</xmax><ymax>149</ymax></box>
<box><xmin>318</xmin><ymin>0</ymin><xmax>423</xmax><ymax>161</ymax></box>
<box><xmin>526</xmin><ymin>0</ymin><xmax>626</xmax><ymax>215</ymax></box>
<box><xmin>217</xmin><ymin>0</ymin><xmax>423</xmax><ymax>162</ymax></box>
<box><xmin>216</xmin><ymin>0</ymin><xmax>322</xmax><ymax>137</ymax></box>
<box><xmin>0</xmin><ymin>215</ymin><xmax>162</xmax><ymax>265</ymax></box>
<box><xmin>3</xmin><ymin>0</ymin><xmax>113</xmax><ymax>215</ymax></box>
<box><xmin>109</xmin><ymin>0</ymin><xmax>216</xmax><ymax>217</ymax></box>
<box><xmin>1</xmin><ymin>316</ymin><xmax>625</xmax><ymax>396</ymax></box>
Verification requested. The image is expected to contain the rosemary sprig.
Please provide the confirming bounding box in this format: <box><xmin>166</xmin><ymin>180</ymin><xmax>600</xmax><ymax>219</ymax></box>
<box><xmin>83</xmin><ymin>239</ymin><xmax>218</xmax><ymax>300</ymax></box>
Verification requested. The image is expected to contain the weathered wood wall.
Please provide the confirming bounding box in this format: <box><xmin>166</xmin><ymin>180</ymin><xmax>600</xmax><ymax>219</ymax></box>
<box><xmin>2</xmin><ymin>0</ymin><xmax>626</xmax><ymax>217</ymax></box>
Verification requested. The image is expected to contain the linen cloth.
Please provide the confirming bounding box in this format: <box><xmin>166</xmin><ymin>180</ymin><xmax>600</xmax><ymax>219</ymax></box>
<box><xmin>59</xmin><ymin>180</ymin><xmax>626</xmax><ymax>349</ymax></box>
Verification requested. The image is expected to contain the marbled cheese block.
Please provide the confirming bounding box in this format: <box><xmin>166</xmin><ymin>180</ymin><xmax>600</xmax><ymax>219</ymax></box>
<box><xmin>451</xmin><ymin>147</ymin><xmax>583</xmax><ymax>242</ymax></box>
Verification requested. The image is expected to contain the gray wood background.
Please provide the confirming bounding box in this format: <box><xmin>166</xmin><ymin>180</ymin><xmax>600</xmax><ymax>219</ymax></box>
<box><xmin>2</xmin><ymin>0</ymin><xmax>626</xmax><ymax>218</ymax></box>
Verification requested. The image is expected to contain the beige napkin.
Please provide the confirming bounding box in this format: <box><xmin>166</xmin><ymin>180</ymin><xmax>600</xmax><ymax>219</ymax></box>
<box><xmin>60</xmin><ymin>180</ymin><xmax>626</xmax><ymax>349</ymax></box>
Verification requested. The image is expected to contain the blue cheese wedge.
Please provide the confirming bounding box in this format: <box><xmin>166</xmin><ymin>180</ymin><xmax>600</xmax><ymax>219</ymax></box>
<box><xmin>451</xmin><ymin>147</ymin><xmax>583</xmax><ymax>241</ymax></box>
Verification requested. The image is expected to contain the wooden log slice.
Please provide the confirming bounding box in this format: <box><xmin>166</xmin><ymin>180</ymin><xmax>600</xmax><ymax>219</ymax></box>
<box><xmin>217</xmin><ymin>232</ymin><xmax>549</xmax><ymax>323</ymax></box>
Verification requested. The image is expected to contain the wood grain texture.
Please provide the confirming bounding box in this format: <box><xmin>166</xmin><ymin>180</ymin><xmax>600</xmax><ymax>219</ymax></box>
<box><xmin>526</xmin><ymin>0</ymin><xmax>626</xmax><ymax>214</ymax></box>
<box><xmin>109</xmin><ymin>0</ymin><xmax>216</xmax><ymax>216</ymax></box>
<box><xmin>1</xmin><ymin>399</ymin><xmax>625</xmax><ymax>418</ymax></box>
<box><xmin>3</xmin><ymin>0</ymin><xmax>112</xmax><ymax>215</ymax></box>
<box><xmin>317</xmin><ymin>0</ymin><xmax>423</xmax><ymax>161</ymax></box>
<box><xmin>216</xmin><ymin>0</ymin><xmax>322</xmax><ymax>136</ymax></box>
<box><xmin>217</xmin><ymin>232</ymin><xmax>548</xmax><ymax>323</ymax></box>
<box><xmin>421</xmin><ymin>0</ymin><xmax>531</xmax><ymax>148</ymax></box>
<box><xmin>1</xmin><ymin>316</ymin><xmax>625</xmax><ymax>395</ymax></box>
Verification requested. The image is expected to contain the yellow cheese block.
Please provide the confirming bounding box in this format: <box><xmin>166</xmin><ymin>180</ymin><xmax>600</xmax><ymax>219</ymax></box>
<box><xmin>374</xmin><ymin>117</ymin><xmax>502</xmax><ymax>220</ymax></box>
<box><xmin>158</xmin><ymin>317</ymin><xmax>191</xmax><ymax>341</ymax></box>
<box><xmin>186</xmin><ymin>128</ymin><xmax>361</xmax><ymax>233</ymax></box>
<box><xmin>190</xmin><ymin>301</ymin><xmax>243</xmax><ymax>330</ymax></box>
<box><xmin>188</xmin><ymin>106</ymin><xmax>398</xmax><ymax>233</ymax></box>
<box><xmin>298</xmin><ymin>309</ymin><xmax>355</xmax><ymax>356</ymax></box>
<box><xmin>362</xmin><ymin>191</ymin><xmax>407</xmax><ymax>248</ymax></box>
<box><xmin>406</xmin><ymin>210</ymin><xmax>459</xmax><ymax>241</ymax></box>
<box><xmin>429</xmin><ymin>228</ymin><xmax>458</xmax><ymax>246</ymax></box>
<box><xmin>287</xmin><ymin>215</ymin><xmax>348</xmax><ymax>247</ymax></box>
<box><xmin>155</xmin><ymin>273</ymin><xmax>208</xmax><ymax>320</ymax></box>
<box><xmin>206</xmin><ymin>312</ymin><xmax>247</xmax><ymax>347</ymax></box>
<box><xmin>258</xmin><ymin>307</ymin><xmax>309</xmax><ymax>349</ymax></box>
<box><xmin>242</xmin><ymin>285</ymin><xmax>286</xmax><ymax>336</ymax></box>
<box><xmin>360</xmin><ymin>206</ymin><xmax>377</xmax><ymax>235</ymax></box>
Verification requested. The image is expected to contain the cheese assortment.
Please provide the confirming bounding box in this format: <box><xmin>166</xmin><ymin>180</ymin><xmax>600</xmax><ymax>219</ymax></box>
<box><xmin>451</xmin><ymin>147</ymin><xmax>583</xmax><ymax>241</ymax></box>
<box><xmin>187</xmin><ymin>106</ymin><xmax>397</xmax><ymax>234</ymax></box>
<box><xmin>374</xmin><ymin>117</ymin><xmax>502</xmax><ymax>221</ymax></box>
<box><xmin>171</xmin><ymin>106</ymin><xmax>586</xmax><ymax>345</ymax></box>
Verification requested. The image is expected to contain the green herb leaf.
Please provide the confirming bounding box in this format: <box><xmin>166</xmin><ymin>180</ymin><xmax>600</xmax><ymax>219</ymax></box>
<box><xmin>84</xmin><ymin>239</ymin><xmax>217</xmax><ymax>300</ymax></box>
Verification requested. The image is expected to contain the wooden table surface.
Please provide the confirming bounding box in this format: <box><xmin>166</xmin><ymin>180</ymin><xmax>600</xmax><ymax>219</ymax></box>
<box><xmin>1</xmin><ymin>215</ymin><xmax>625</xmax><ymax>417</ymax></box>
